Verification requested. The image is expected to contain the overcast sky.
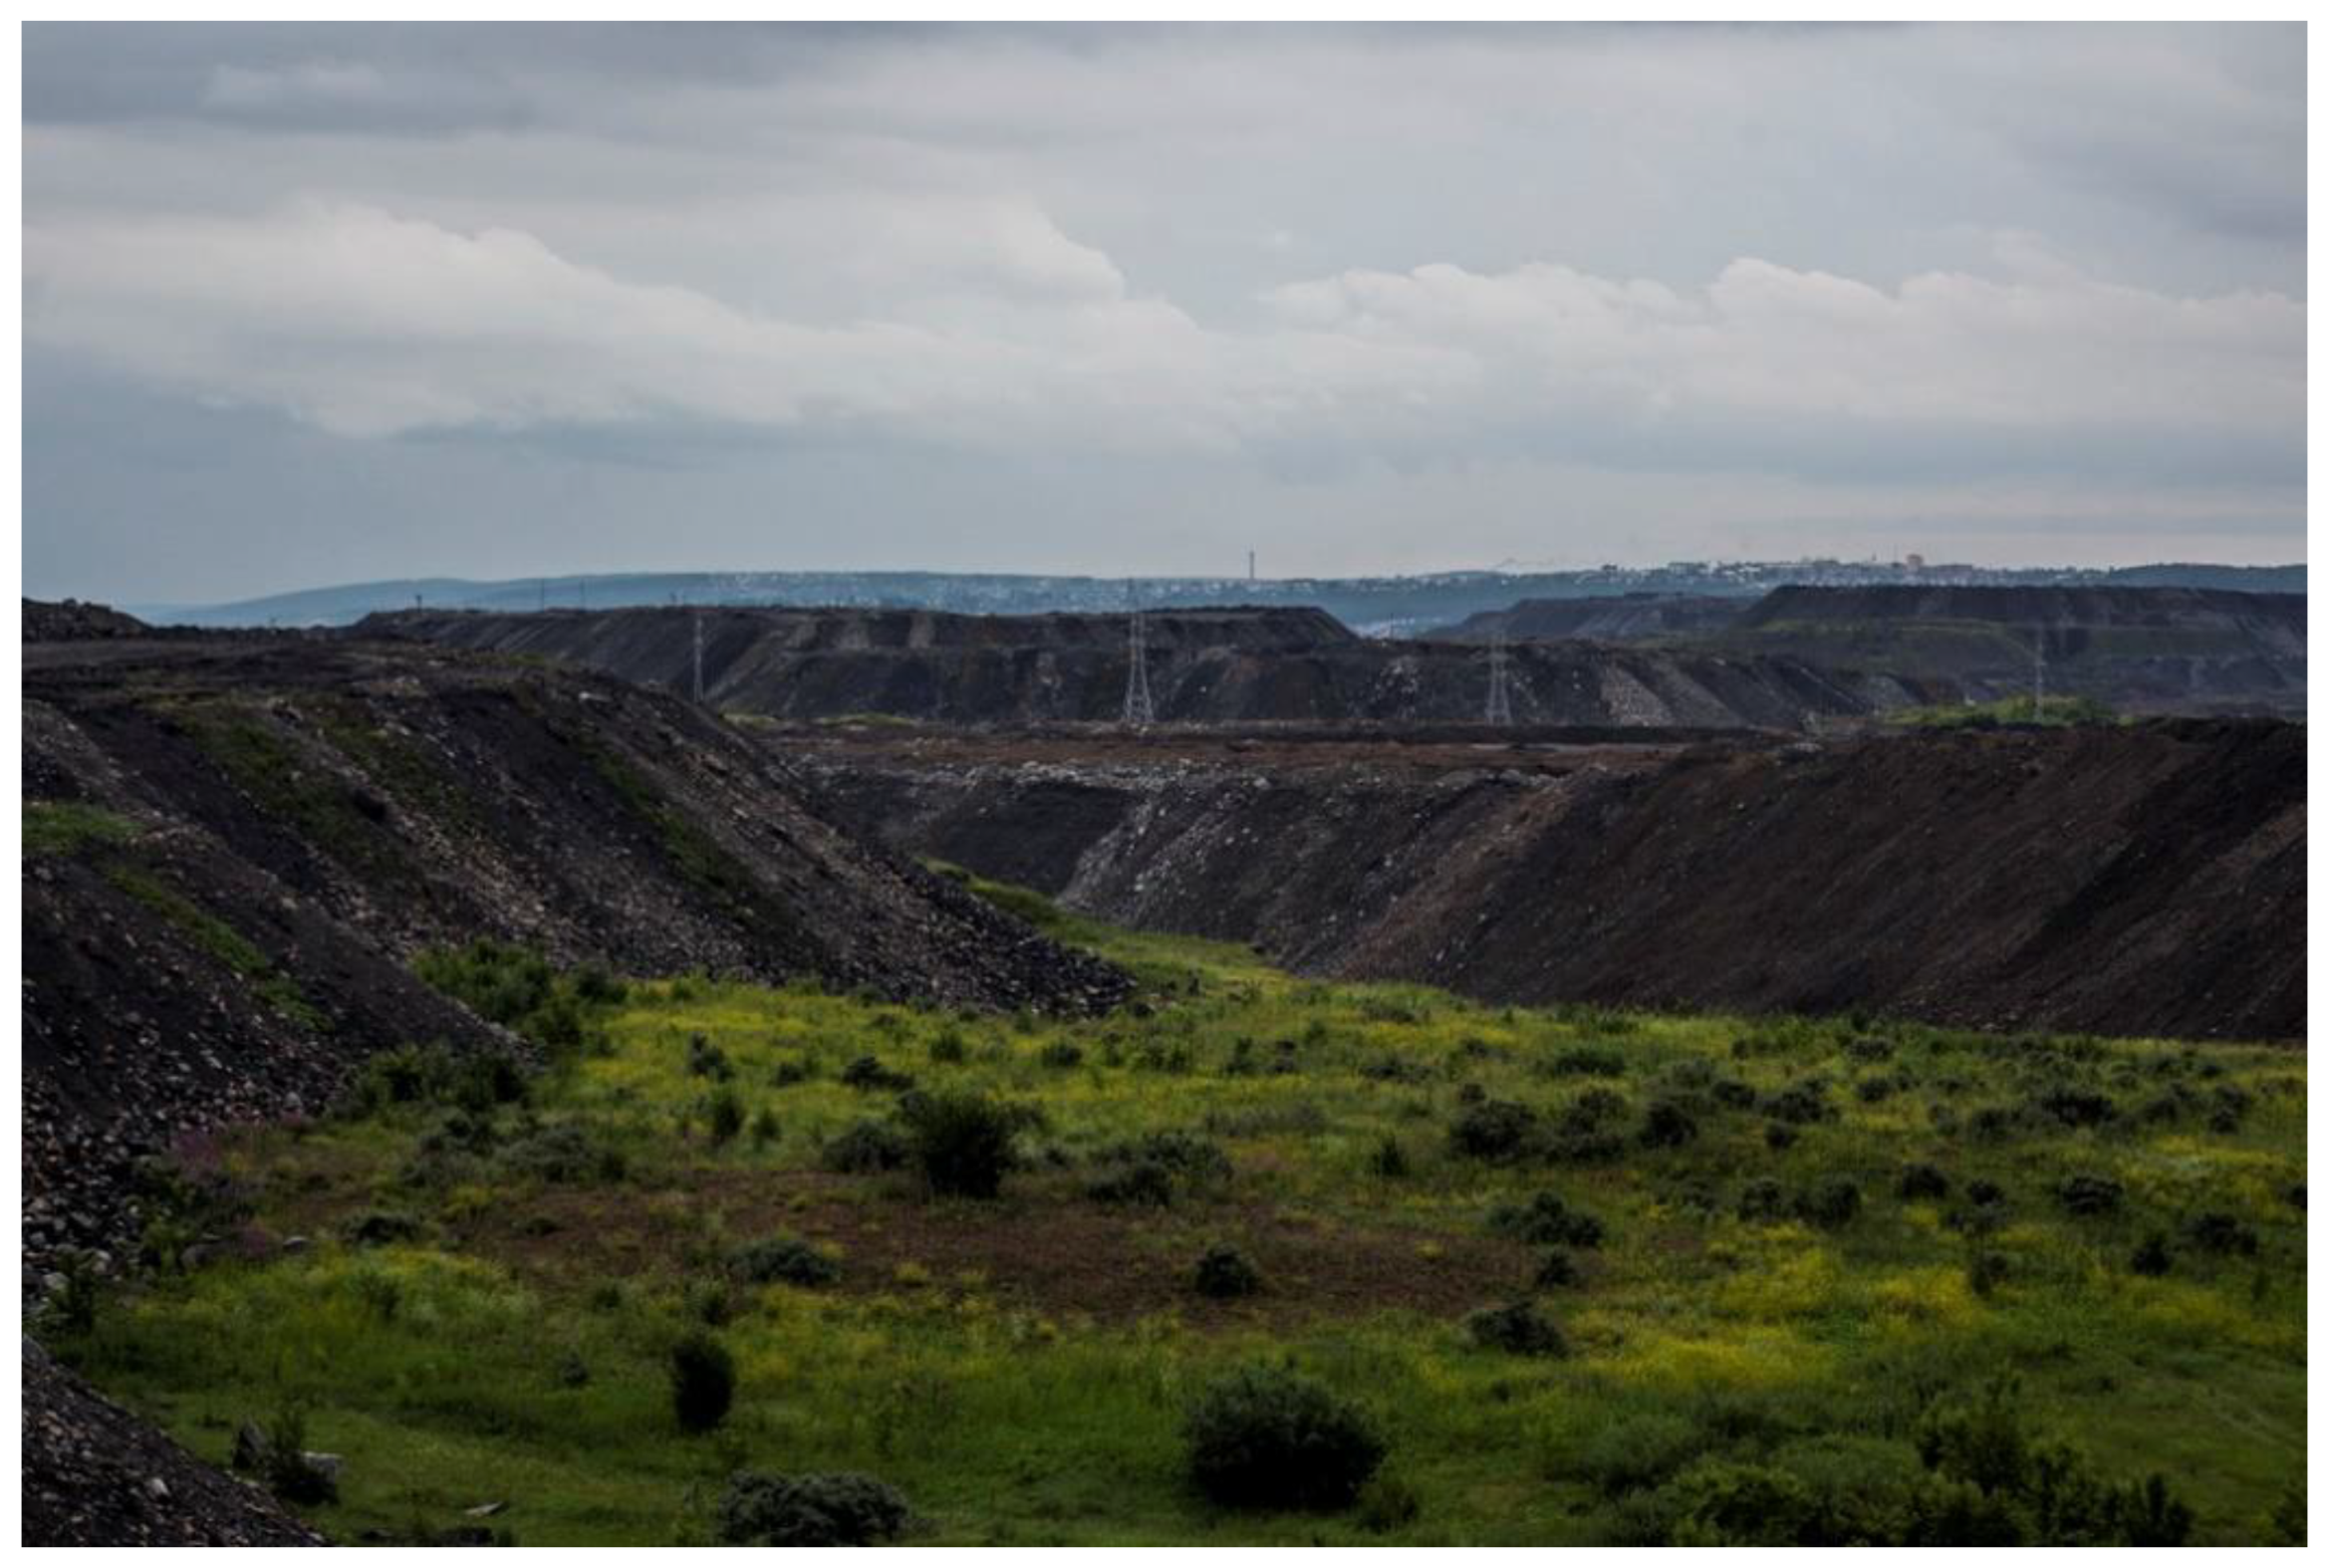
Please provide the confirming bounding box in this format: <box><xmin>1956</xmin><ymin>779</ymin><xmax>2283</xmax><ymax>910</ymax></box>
<box><xmin>22</xmin><ymin>21</ymin><xmax>2308</xmax><ymax>605</ymax></box>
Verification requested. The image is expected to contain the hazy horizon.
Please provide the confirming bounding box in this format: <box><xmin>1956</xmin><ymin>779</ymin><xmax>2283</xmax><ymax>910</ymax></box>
<box><xmin>25</xmin><ymin>22</ymin><xmax>2308</xmax><ymax>604</ymax></box>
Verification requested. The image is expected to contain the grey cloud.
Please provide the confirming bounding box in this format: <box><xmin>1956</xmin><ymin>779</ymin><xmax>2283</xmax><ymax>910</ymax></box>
<box><xmin>20</xmin><ymin>22</ymin><xmax>2307</xmax><ymax>604</ymax></box>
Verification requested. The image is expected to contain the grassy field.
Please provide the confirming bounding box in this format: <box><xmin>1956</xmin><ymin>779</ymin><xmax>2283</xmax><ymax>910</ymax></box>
<box><xmin>47</xmin><ymin>885</ymin><xmax>2306</xmax><ymax>1545</ymax></box>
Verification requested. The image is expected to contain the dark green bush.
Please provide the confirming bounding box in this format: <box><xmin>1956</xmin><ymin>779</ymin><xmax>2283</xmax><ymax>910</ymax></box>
<box><xmin>498</xmin><ymin>1121</ymin><xmax>624</xmax><ymax>1184</ymax></box>
<box><xmin>670</xmin><ymin>1329</ymin><xmax>736</xmax><ymax>1432</ymax></box>
<box><xmin>1548</xmin><ymin>1044</ymin><xmax>1627</xmax><ymax>1077</ymax></box>
<box><xmin>1794</xmin><ymin>1177</ymin><xmax>1862</xmax><ymax>1230</ymax></box>
<box><xmin>685</xmin><ymin>1034</ymin><xmax>732</xmax><ymax>1081</ymax></box>
<box><xmin>1448</xmin><ymin>1099</ymin><xmax>1537</xmax><ymax>1162</ymax></box>
<box><xmin>1897</xmin><ymin>1164</ymin><xmax>1950</xmax><ymax>1201</ymax></box>
<box><xmin>343</xmin><ymin>1209</ymin><xmax>421</xmax><ymax>1246</ymax></box>
<box><xmin>1534</xmin><ymin>1247</ymin><xmax>1582</xmax><ymax>1288</ymax></box>
<box><xmin>898</xmin><ymin>1089</ymin><xmax>1032</xmax><ymax>1199</ymax></box>
<box><xmin>822</xmin><ymin>1119</ymin><xmax>910</xmax><ymax>1174</ymax></box>
<box><xmin>2129</xmin><ymin>1233</ymin><xmax>2173</xmax><ymax>1276</ymax></box>
<box><xmin>1039</xmin><ymin>1040</ymin><xmax>1085</xmax><ymax>1069</ymax></box>
<box><xmin>2031</xmin><ymin>1084</ymin><xmax>2116</xmax><ymax>1129</ymax></box>
<box><xmin>841</xmin><ymin>1054</ymin><xmax>914</xmax><ymax>1092</ymax></box>
<box><xmin>2055</xmin><ymin>1174</ymin><xmax>2123</xmax><ymax>1216</ymax></box>
<box><xmin>1485</xmin><ymin>1190</ymin><xmax>1605</xmax><ymax>1248</ymax></box>
<box><xmin>1087</xmin><ymin>1160</ymin><xmax>1176</xmax><ymax>1207</ymax></box>
<box><xmin>1465</xmin><ymin>1299</ymin><xmax>1568</xmax><ymax>1357</ymax></box>
<box><xmin>1369</xmin><ymin>1135</ymin><xmax>1411</xmax><ymax>1178</ymax></box>
<box><xmin>927</xmin><ymin>1028</ymin><xmax>967</xmax><ymax>1065</ymax></box>
<box><xmin>1639</xmin><ymin>1099</ymin><xmax>1698</xmax><ymax>1149</ymax></box>
<box><xmin>1183</xmin><ymin>1364</ymin><xmax>1386</xmax><ymax>1511</ymax></box>
<box><xmin>717</xmin><ymin>1470</ymin><xmax>911</xmax><ymax>1546</ymax></box>
<box><xmin>704</xmin><ymin>1087</ymin><xmax>746</xmax><ymax>1146</ymax></box>
<box><xmin>1763</xmin><ymin>1123</ymin><xmax>1799</xmax><ymax>1152</ymax></box>
<box><xmin>2186</xmin><ymin>1210</ymin><xmax>2259</xmax><ymax>1255</ymax></box>
<box><xmin>1764</xmin><ymin>1081</ymin><xmax>1829</xmax><ymax>1125</ymax></box>
<box><xmin>1193</xmin><ymin>1244</ymin><xmax>1262</xmax><ymax>1299</ymax></box>
<box><xmin>729</xmin><ymin>1236</ymin><xmax>840</xmax><ymax>1288</ymax></box>
<box><xmin>1710</xmin><ymin>1079</ymin><xmax>1757</xmax><ymax>1110</ymax></box>
<box><xmin>1736</xmin><ymin>1178</ymin><xmax>1788</xmax><ymax>1222</ymax></box>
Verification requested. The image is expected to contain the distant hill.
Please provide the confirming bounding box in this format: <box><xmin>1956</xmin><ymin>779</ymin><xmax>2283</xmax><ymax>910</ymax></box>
<box><xmin>360</xmin><ymin>603</ymin><xmax>1926</xmax><ymax>728</ymax></box>
<box><xmin>1431</xmin><ymin>593</ymin><xmax>1747</xmax><ymax>643</ymax></box>
<box><xmin>1717</xmin><ymin>585</ymin><xmax>2306</xmax><ymax>715</ymax></box>
<box><xmin>132</xmin><ymin>559</ymin><xmax>2305</xmax><ymax>636</ymax></box>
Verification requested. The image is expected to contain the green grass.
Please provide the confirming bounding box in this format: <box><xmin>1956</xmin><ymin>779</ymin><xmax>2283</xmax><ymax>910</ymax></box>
<box><xmin>24</xmin><ymin>799</ymin><xmax>143</xmax><ymax>856</ymax></box>
<box><xmin>100</xmin><ymin>862</ymin><xmax>326</xmax><ymax>1029</ymax></box>
<box><xmin>1887</xmin><ymin>695</ymin><xmax>2125</xmax><ymax>729</ymax></box>
<box><xmin>47</xmin><ymin>892</ymin><xmax>2305</xmax><ymax>1545</ymax></box>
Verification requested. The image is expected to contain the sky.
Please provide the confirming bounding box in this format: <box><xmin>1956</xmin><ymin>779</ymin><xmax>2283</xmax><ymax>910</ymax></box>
<box><xmin>21</xmin><ymin>21</ymin><xmax>2309</xmax><ymax>606</ymax></box>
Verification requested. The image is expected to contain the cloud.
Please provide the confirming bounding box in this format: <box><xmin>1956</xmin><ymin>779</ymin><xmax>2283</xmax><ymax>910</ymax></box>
<box><xmin>19</xmin><ymin>23</ymin><xmax>2307</xmax><ymax>601</ymax></box>
<box><xmin>26</xmin><ymin>197</ymin><xmax>2302</xmax><ymax>484</ymax></box>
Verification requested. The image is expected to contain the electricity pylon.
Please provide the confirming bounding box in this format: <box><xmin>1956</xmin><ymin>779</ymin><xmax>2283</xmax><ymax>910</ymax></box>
<box><xmin>1484</xmin><ymin>629</ymin><xmax>1514</xmax><ymax>726</ymax></box>
<box><xmin>692</xmin><ymin>611</ymin><xmax>706</xmax><ymax>705</ymax></box>
<box><xmin>1122</xmin><ymin>586</ymin><xmax>1156</xmax><ymax>728</ymax></box>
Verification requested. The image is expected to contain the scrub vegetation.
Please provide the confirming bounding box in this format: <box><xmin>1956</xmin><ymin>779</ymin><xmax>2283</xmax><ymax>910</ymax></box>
<box><xmin>47</xmin><ymin>880</ymin><xmax>2305</xmax><ymax>1545</ymax></box>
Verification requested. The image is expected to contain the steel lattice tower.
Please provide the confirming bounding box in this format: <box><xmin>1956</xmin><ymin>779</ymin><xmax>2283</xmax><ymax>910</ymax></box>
<box><xmin>692</xmin><ymin>611</ymin><xmax>706</xmax><ymax>704</ymax></box>
<box><xmin>1122</xmin><ymin>587</ymin><xmax>1157</xmax><ymax>728</ymax></box>
<box><xmin>1484</xmin><ymin>629</ymin><xmax>1514</xmax><ymax>726</ymax></box>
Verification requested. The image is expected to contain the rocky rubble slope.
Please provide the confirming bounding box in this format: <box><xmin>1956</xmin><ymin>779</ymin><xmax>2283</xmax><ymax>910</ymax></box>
<box><xmin>23</xmin><ymin>1339</ymin><xmax>328</xmax><ymax>1546</ymax></box>
<box><xmin>806</xmin><ymin>720</ymin><xmax>2304</xmax><ymax>1042</ymax></box>
<box><xmin>23</xmin><ymin>636</ymin><xmax>1126</xmax><ymax>1288</ymax></box>
<box><xmin>361</xmin><ymin>604</ymin><xmax>1918</xmax><ymax>728</ymax></box>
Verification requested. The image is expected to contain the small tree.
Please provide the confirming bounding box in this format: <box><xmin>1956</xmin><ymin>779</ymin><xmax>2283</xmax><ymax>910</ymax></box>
<box><xmin>898</xmin><ymin>1089</ymin><xmax>1030</xmax><ymax>1199</ymax></box>
<box><xmin>670</xmin><ymin>1329</ymin><xmax>736</xmax><ymax>1433</ymax></box>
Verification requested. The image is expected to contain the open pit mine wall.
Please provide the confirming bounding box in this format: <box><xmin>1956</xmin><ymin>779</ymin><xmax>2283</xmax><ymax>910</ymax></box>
<box><xmin>805</xmin><ymin>719</ymin><xmax>2304</xmax><ymax>1044</ymax></box>
<box><xmin>359</xmin><ymin>606</ymin><xmax>1929</xmax><ymax>728</ymax></box>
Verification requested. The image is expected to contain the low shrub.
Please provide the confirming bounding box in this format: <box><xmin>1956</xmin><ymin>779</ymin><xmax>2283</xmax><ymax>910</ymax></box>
<box><xmin>1534</xmin><ymin>1247</ymin><xmax>1582</xmax><ymax>1288</ymax></box>
<box><xmin>2129</xmin><ymin>1233</ymin><xmax>2173</xmax><ymax>1276</ymax></box>
<box><xmin>1764</xmin><ymin>1081</ymin><xmax>1830</xmax><ymax>1125</ymax></box>
<box><xmin>1639</xmin><ymin>1099</ymin><xmax>1698</xmax><ymax>1149</ymax></box>
<box><xmin>1897</xmin><ymin>1164</ymin><xmax>1950</xmax><ymax>1201</ymax></box>
<box><xmin>1182</xmin><ymin>1364</ymin><xmax>1386</xmax><ymax>1511</ymax></box>
<box><xmin>1548</xmin><ymin>1044</ymin><xmax>1627</xmax><ymax>1077</ymax></box>
<box><xmin>822</xmin><ymin>1120</ymin><xmax>910</xmax><ymax>1175</ymax></box>
<box><xmin>1486</xmin><ymin>1190</ymin><xmax>1606</xmax><ymax>1249</ymax></box>
<box><xmin>498</xmin><ymin>1120</ymin><xmax>627</xmax><ymax>1185</ymax></box>
<box><xmin>1087</xmin><ymin>1160</ymin><xmax>1176</xmax><ymax>1207</ymax></box>
<box><xmin>1369</xmin><ymin>1135</ymin><xmax>1411</xmax><ymax>1178</ymax></box>
<box><xmin>729</xmin><ymin>1236</ymin><xmax>840</xmax><ymax>1288</ymax></box>
<box><xmin>2055</xmin><ymin>1174</ymin><xmax>2124</xmax><ymax>1217</ymax></box>
<box><xmin>1763</xmin><ymin>1123</ymin><xmax>1800</xmax><ymax>1152</ymax></box>
<box><xmin>927</xmin><ymin>1028</ymin><xmax>967</xmax><ymax>1065</ymax></box>
<box><xmin>1193</xmin><ymin>1244</ymin><xmax>1262</xmax><ymax>1299</ymax></box>
<box><xmin>2186</xmin><ymin>1211</ymin><xmax>2259</xmax><ymax>1256</ymax></box>
<box><xmin>1448</xmin><ymin>1099</ymin><xmax>1538</xmax><ymax>1163</ymax></box>
<box><xmin>717</xmin><ymin>1471</ymin><xmax>912</xmax><ymax>1546</ymax></box>
<box><xmin>2031</xmin><ymin>1084</ymin><xmax>2116</xmax><ymax>1129</ymax></box>
<box><xmin>1465</xmin><ymin>1299</ymin><xmax>1568</xmax><ymax>1358</ymax></box>
<box><xmin>670</xmin><ymin>1329</ymin><xmax>736</xmax><ymax>1433</ymax></box>
<box><xmin>840</xmin><ymin>1055</ymin><xmax>914</xmax><ymax>1093</ymax></box>
<box><xmin>704</xmin><ymin>1087</ymin><xmax>746</xmax><ymax>1146</ymax></box>
<box><xmin>1793</xmin><ymin>1177</ymin><xmax>1862</xmax><ymax>1230</ymax></box>
<box><xmin>685</xmin><ymin>1034</ymin><xmax>732</xmax><ymax>1081</ymax></box>
<box><xmin>1038</xmin><ymin>1040</ymin><xmax>1085</xmax><ymax>1069</ymax></box>
<box><xmin>1736</xmin><ymin>1178</ymin><xmax>1788</xmax><ymax>1222</ymax></box>
<box><xmin>342</xmin><ymin>1209</ymin><xmax>421</xmax><ymax>1246</ymax></box>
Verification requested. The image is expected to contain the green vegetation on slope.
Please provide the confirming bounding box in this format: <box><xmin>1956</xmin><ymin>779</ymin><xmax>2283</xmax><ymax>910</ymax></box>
<box><xmin>43</xmin><ymin>896</ymin><xmax>2305</xmax><ymax>1545</ymax></box>
<box><xmin>23</xmin><ymin>800</ymin><xmax>143</xmax><ymax>856</ymax></box>
<box><xmin>1887</xmin><ymin>695</ymin><xmax>2125</xmax><ymax>730</ymax></box>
